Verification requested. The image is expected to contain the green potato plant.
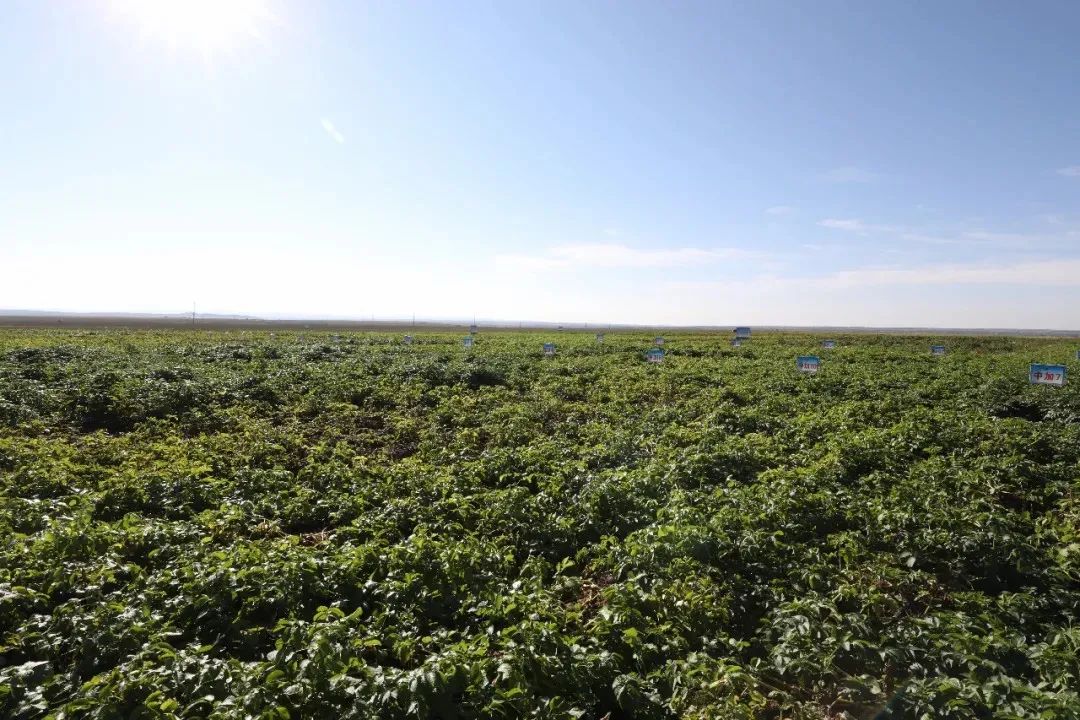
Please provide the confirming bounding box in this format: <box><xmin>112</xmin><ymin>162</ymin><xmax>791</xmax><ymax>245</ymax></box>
<box><xmin>0</xmin><ymin>329</ymin><xmax>1078</xmax><ymax>718</ymax></box>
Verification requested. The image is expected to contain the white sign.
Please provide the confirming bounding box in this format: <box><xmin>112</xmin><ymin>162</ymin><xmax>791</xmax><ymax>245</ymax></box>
<box><xmin>463</xmin><ymin>336</ymin><xmax>474</xmax><ymax>349</ymax></box>
<box><xmin>1030</xmin><ymin>363</ymin><xmax>1066</xmax><ymax>386</ymax></box>
<box><xmin>931</xmin><ymin>345</ymin><xmax>946</xmax><ymax>356</ymax></box>
<box><xmin>654</xmin><ymin>337</ymin><xmax>664</xmax><ymax>346</ymax></box>
<box><xmin>646</xmin><ymin>348</ymin><xmax>665</xmax><ymax>363</ymax></box>
<box><xmin>596</xmin><ymin>333</ymin><xmax>605</xmax><ymax>344</ymax></box>
<box><xmin>543</xmin><ymin>342</ymin><xmax>555</xmax><ymax>356</ymax></box>
<box><xmin>822</xmin><ymin>340</ymin><xmax>836</xmax><ymax>349</ymax></box>
<box><xmin>403</xmin><ymin>335</ymin><xmax>413</xmax><ymax>345</ymax></box>
<box><xmin>797</xmin><ymin>355</ymin><xmax>820</xmax><ymax>374</ymax></box>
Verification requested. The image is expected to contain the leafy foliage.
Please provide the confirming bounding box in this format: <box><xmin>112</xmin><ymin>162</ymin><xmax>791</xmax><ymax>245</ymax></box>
<box><xmin>0</xmin><ymin>329</ymin><xmax>1078</xmax><ymax>718</ymax></box>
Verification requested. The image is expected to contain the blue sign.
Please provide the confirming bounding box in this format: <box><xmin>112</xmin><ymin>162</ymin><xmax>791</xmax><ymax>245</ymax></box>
<box><xmin>1030</xmin><ymin>363</ymin><xmax>1066</xmax><ymax>386</ymax></box>
<box><xmin>543</xmin><ymin>342</ymin><xmax>555</xmax><ymax>356</ymax></box>
<box><xmin>646</xmin><ymin>348</ymin><xmax>665</xmax><ymax>363</ymax></box>
<box><xmin>734</xmin><ymin>327</ymin><xmax>751</xmax><ymax>339</ymax></box>
<box><xmin>796</xmin><ymin>355</ymin><xmax>821</xmax><ymax>373</ymax></box>
<box><xmin>654</xmin><ymin>336</ymin><xmax>665</xmax><ymax>346</ymax></box>
<box><xmin>931</xmin><ymin>345</ymin><xmax>946</xmax><ymax>356</ymax></box>
<box><xmin>822</xmin><ymin>340</ymin><xmax>836</xmax><ymax>349</ymax></box>
<box><xmin>463</xmin><ymin>336</ymin><xmax>474</xmax><ymax>349</ymax></box>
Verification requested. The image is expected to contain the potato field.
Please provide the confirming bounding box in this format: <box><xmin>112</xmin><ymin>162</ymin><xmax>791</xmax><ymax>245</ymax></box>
<box><xmin>1</xmin><ymin>329</ymin><xmax>1078</xmax><ymax>719</ymax></box>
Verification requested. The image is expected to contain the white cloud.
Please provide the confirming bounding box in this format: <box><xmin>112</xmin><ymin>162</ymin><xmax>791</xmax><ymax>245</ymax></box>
<box><xmin>675</xmin><ymin>258</ymin><xmax>1080</xmax><ymax>292</ymax></box>
<box><xmin>321</xmin><ymin>118</ymin><xmax>345</xmax><ymax>144</ymax></box>
<box><xmin>659</xmin><ymin>270</ymin><xmax>1080</xmax><ymax>329</ymax></box>
<box><xmin>1056</xmin><ymin>166</ymin><xmax>1080</xmax><ymax>177</ymax></box>
<box><xmin>765</xmin><ymin>206</ymin><xmax>795</xmax><ymax>216</ymax></box>
<box><xmin>818</xmin><ymin>218</ymin><xmax>867</xmax><ymax>231</ymax></box>
<box><xmin>817</xmin><ymin>216</ymin><xmax>1078</xmax><ymax>248</ymax></box>
<box><xmin>495</xmin><ymin>243</ymin><xmax>754</xmax><ymax>270</ymax></box>
<box><xmin>493</xmin><ymin>254</ymin><xmax>567</xmax><ymax>271</ymax></box>
<box><xmin>896</xmin><ymin>232</ymin><xmax>958</xmax><ymax>246</ymax></box>
<box><xmin>819</xmin><ymin>217</ymin><xmax>913</xmax><ymax>237</ymax></box>
<box><xmin>816</xmin><ymin>259</ymin><xmax>1080</xmax><ymax>288</ymax></box>
<box><xmin>820</xmin><ymin>166</ymin><xmax>878</xmax><ymax>183</ymax></box>
<box><xmin>961</xmin><ymin>230</ymin><xmax>1051</xmax><ymax>246</ymax></box>
<box><xmin>819</xmin><ymin>217</ymin><xmax>953</xmax><ymax>243</ymax></box>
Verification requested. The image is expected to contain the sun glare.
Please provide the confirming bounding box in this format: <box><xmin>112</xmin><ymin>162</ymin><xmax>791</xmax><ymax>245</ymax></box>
<box><xmin>111</xmin><ymin>0</ymin><xmax>273</xmax><ymax>59</ymax></box>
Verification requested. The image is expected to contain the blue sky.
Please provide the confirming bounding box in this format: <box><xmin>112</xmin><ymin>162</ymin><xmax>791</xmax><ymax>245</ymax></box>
<box><xmin>2</xmin><ymin>1</ymin><xmax>1080</xmax><ymax>327</ymax></box>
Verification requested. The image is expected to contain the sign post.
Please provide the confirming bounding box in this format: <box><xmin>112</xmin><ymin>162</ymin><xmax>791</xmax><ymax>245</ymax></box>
<box><xmin>1029</xmin><ymin>363</ymin><xmax>1066</xmax><ymax>386</ymax></box>
<box><xmin>543</xmin><ymin>342</ymin><xmax>556</xmax><ymax>357</ymax></box>
<box><xmin>463</xmin><ymin>336</ymin><xmax>474</xmax><ymax>350</ymax></box>
<box><xmin>796</xmin><ymin>355</ymin><xmax>821</xmax><ymax>374</ymax></box>
<box><xmin>646</xmin><ymin>348</ymin><xmax>665</xmax><ymax>364</ymax></box>
<box><xmin>731</xmin><ymin>339</ymin><xmax>741</xmax><ymax>348</ymax></box>
<box><xmin>654</xmin><ymin>336</ymin><xmax>665</xmax><ymax>346</ymax></box>
<box><xmin>931</xmin><ymin>345</ymin><xmax>946</xmax><ymax>356</ymax></box>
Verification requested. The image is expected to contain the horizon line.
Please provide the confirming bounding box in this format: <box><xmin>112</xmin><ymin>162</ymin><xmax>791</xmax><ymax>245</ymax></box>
<box><xmin>2</xmin><ymin>309</ymin><xmax>1080</xmax><ymax>336</ymax></box>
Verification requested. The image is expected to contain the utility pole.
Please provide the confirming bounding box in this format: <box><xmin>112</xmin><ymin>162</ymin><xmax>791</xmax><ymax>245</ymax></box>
<box><xmin>192</xmin><ymin>301</ymin><xmax>196</xmax><ymax>327</ymax></box>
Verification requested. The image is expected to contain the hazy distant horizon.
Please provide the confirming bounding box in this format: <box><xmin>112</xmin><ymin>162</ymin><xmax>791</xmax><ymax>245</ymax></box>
<box><xmin>3</xmin><ymin>308</ymin><xmax>1079</xmax><ymax>337</ymax></box>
